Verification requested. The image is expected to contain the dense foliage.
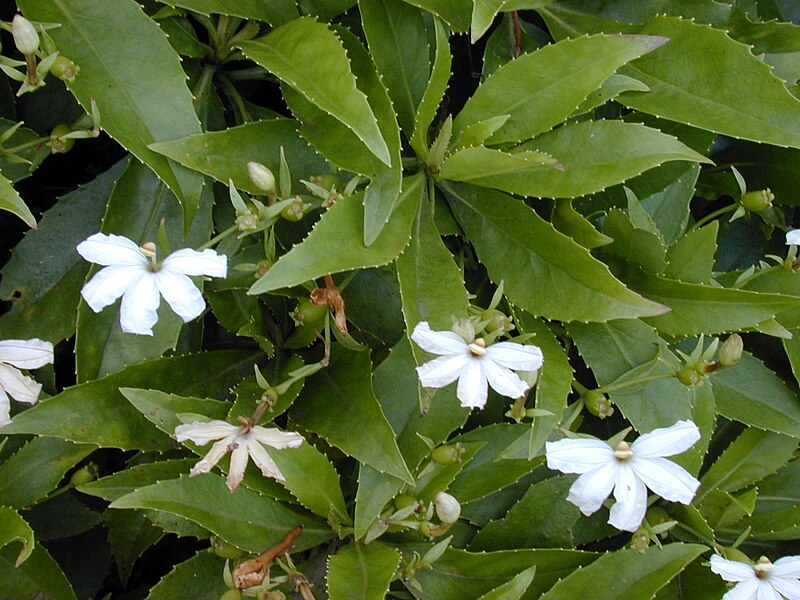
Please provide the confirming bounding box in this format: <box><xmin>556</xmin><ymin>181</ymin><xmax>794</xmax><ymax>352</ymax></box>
<box><xmin>3</xmin><ymin>0</ymin><xmax>800</xmax><ymax>598</ymax></box>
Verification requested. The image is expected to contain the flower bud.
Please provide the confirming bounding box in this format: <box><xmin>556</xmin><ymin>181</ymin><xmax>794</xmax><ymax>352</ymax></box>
<box><xmin>582</xmin><ymin>390</ymin><xmax>614</xmax><ymax>419</ymax></box>
<box><xmin>435</xmin><ymin>492</ymin><xmax>461</xmax><ymax>524</ymax></box>
<box><xmin>718</xmin><ymin>333</ymin><xmax>743</xmax><ymax>367</ymax></box>
<box><xmin>431</xmin><ymin>443</ymin><xmax>464</xmax><ymax>465</ymax></box>
<box><xmin>69</xmin><ymin>464</ymin><xmax>97</xmax><ymax>486</ymax></box>
<box><xmin>49</xmin><ymin>55</ymin><xmax>79</xmax><ymax>82</ymax></box>
<box><xmin>247</xmin><ymin>161</ymin><xmax>275</xmax><ymax>194</ymax></box>
<box><xmin>631</xmin><ymin>528</ymin><xmax>650</xmax><ymax>552</ymax></box>
<box><xmin>450</xmin><ymin>319</ymin><xmax>475</xmax><ymax>344</ymax></box>
<box><xmin>219</xmin><ymin>590</ymin><xmax>242</xmax><ymax>600</ymax></box>
<box><xmin>481</xmin><ymin>308</ymin><xmax>513</xmax><ymax>334</ymax></box>
<box><xmin>740</xmin><ymin>189</ymin><xmax>774</xmax><ymax>212</ymax></box>
<box><xmin>49</xmin><ymin>124</ymin><xmax>74</xmax><ymax>154</ymax></box>
<box><xmin>291</xmin><ymin>299</ymin><xmax>328</xmax><ymax>326</ymax></box>
<box><xmin>211</xmin><ymin>536</ymin><xmax>244</xmax><ymax>559</ymax></box>
<box><xmin>280</xmin><ymin>197</ymin><xmax>306</xmax><ymax>222</ymax></box>
<box><xmin>12</xmin><ymin>15</ymin><xmax>39</xmax><ymax>55</ymax></box>
<box><xmin>676</xmin><ymin>367</ymin><xmax>701</xmax><ymax>387</ymax></box>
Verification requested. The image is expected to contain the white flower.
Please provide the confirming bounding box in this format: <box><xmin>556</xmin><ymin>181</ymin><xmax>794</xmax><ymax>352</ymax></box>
<box><xmin>77</xmin><ymin>233</ymin><xmax>227</xmax><ymax>336</ymax></box>
<box><xmin>410</xmin><ymin>321</ymin><xmax>543</xmax><ymax>409</ymax></box>
<box><xmin>711</xmin><ymin>554</ymin><xmax>800</xmax><ymax>600</ymax></box>
<box><xmin>787</xmin><ymin>230</ymin><xmax>800</xmax><ymax>246</ymax></box>
<box><xmin>545</xmin><ymin>420</ymin><xmax>701</xmax><ymax>532</ymax></box>
<box><xmin>0</xmin><ymin>338</ymin><xmax>54</xmax><ymax>426</ymax></box>
<box><xmin>174</xmin><ymin>420</ymin><xmax>304</xmax><ymax>491</ymax></box>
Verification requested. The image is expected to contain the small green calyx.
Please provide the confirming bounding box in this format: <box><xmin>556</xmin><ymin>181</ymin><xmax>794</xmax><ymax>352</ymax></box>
<box><xmin>431</xmin><ymin>443</ymin><xmax>464</xmax><ymax>464</ymax></box>
<box><xmin>631</xmin><ymin>528</ymin><xmax>650</xmax><ymax>552</ymax></box>
<box><xmin>740</xmin><ymin>189</ymin><xmax>774</xmax><ymax>212</ymax></box>
<box><xmin>49</xmin><ymin>124</ymin><xmax>74</xmax><ymax>154</ymax></box>
<box><xmin>676</xmin><ymin>367</ymin><xmax>701</xmax><ymax>386</ymax></box>
<box><xmin>291</xmin><ymin>298</ymin><xmax>328</xmax><ymax>326</ymax></box>
<box><xmin>583</xmin><ymin>389</ymin><xmax>614</xmax><ymax>419</ymax></box>
<box><xmin>69</xmin><ymin>463</ymin><xmax>98</xmax><ymax>486</ymax></box>
<box><xmin>50</xmin><ymin>55</ymin><xmax>79</xmax><ymax>82</ymax></box>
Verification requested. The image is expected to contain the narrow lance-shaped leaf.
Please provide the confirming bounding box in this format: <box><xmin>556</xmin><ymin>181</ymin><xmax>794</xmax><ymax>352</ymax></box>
<box><xmin>471</xmin><ymin>0</ymin><xmax>553</xmax><ymax>42</ymax></box>
<box><xmin>0</xmin><ymin>507</ymin><xmax>34</xmax><ymax>566</ymax></box>
<box><xmin>453</xmin><ymin>34</ymin><xmax>667</xmax><ymax>144</ymax></box>
<box><xmin>18</xmin><ymin>0</ymin><xmax>204</xmax><ymax>226</ymax></box>
<box><xmin>0</xmin><ymin>172</ymin><xmax>35</xmax><ymax>228</ymax></box>
<box><xmin>327</xmin><ymin>543</ymin><xmax>401</xmax><ymax>600</ymax></box>
<box><xmin>411</xmin><ymin>16</ymin><xmax>451</xmax><ymax>158</ymax></box>
<box><xmin>157</xmin><ymin>0</ymin><xmax>297</xmax><ymax>25</ymax></box>
<box><xmin>445</xmin><ymin>183</ymin><xmax>668</xmax><ymax>322</ymax></box>
<box><xmin>400</xmin><ymin>0</ymin><xmax>471</xmax><ymax>32</ymax></box>
<box><xmin>239</xmin><ymin>17</ymin><xmax>391</xmax><ymax>166</ymax></box>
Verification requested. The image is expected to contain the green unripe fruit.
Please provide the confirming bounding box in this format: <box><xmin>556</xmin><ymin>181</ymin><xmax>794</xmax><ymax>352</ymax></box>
<box><xmin>219</xmin><ymin>590</ymin><xmax>241</xmax><ymax>600</ymax></box>
<box><xmin>631</xmin><ymin>528</ymin><xmax>650</xmax><ymax>552</ymax></box>
<box><xmin>49</xmin><ymin>124</ymin><xmax>74</xmax><ymax>154</ymax></box>
<box><xmin>676</xmin><ymin>367</ymin><xmax>700</xmax><ymax>387</ymax></box>
<box><xmin>280</xmin><ymin>197</ymin><xmax>306</xmax><ymax>222</ymax></box>
<box><xmin>69</xmin><ymin>464</ymin><xmax>97</xmax><ymax>486</ymax></box>
<box><xmin>431</xmin><ymin>444</ymin><xmax>464</xmax><ymax>464</ymax></box>
<box><xmin>583</xmin><ymin>390</ymin><xmax>614</xmax><ymax>419</ymax></box>
<box><xmin>481</xmin><ymin>308</ymin><xmax>512</xmax><ymax>333</ymax></box>
<box><xmin>211</xmin><ymin>536</ymin><xmax>244</xmax><ymax>559</ymax></box>
<box><xmin>740</xmin><ymin>189</ymin><xmax>774</xmax><ymax>212</ymax></box>
<box><xmin>50</xmin><ymin>55</ymin><xmax>79</xmax><ymax>82</ymax></box>
<box><xmin>291</xmin><ymin>299</ymin><xmax>327</xmax><ymax>326</ymax></box>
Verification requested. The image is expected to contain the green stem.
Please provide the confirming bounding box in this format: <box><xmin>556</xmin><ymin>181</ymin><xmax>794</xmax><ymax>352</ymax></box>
<box><xmin>595</xmin><ymin>373</ymin><xmax>673</xmax><ymax>395</ymax></box>
<box><xmin>192</xmin><ymin>63</ymin><xmax>216</xmax><ymax>111</ymax></box>
<box><xmin>689</xmin><ymin>203</ymin><xmax>736</xmax><ymax>231</ymax></box>
<box><xmin>225</xmin><ymin>66</ymin><xmax>268</xmax><ymax>81</ymax></box>
<box><xmin>199</xmin><ymin>224</ymin><xmax>237</xmax><ymax>250</ymax></box>
<box><xmin>218</xmin><ymin>76</ymin><xmax>252</xmax><ymax>124</ymax></box>
<box><xmin>3</xmin><ymin>135</ymin><xmax>49</xmax><ymax>154</ymax></box>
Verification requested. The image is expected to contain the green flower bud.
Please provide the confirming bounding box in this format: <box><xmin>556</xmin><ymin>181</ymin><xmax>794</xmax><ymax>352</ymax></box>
<box><xmin>435</xmin><ymin>492</ymin><xmax>461</xmax><ymax>524</ymax></box>
<box><xmin>676</xmin><ymin>367</ymin><xmax>701</xmax><ymax>387</ymax></box>
<box><xmin>69</xmin><ymin>464</ymin><xmax>97</xmax><ymax>486</ymax></box>
<box><xmin>49</xmin><ymin>124</ymin><xmax>74</xmax><ymax>154</ymax></box>
<box><xmin>49</xmin><ymin>55</ymin><xmax>79</xmax><ymax>82</ymax></box>
<box><xmin>431</xmin><ymin>443</ymin><xmax>464</xmax><ymax>465</ymax></box>
<box><xmin>718</xmin><ymin>333</ymin><xmax>743</xmax><ymax>367</ymax></box>
<box><xmin>219</xmin><ymin>589</ymin><xmax>242</xmax><ymax>600</ymax></box>
<box><xmin>12</xmin><ymin>15</ymin><xmax>39</xmax><ymax>55</ymax></box>
<box><xmin>247</xmin><ymin>161</ymin><xmax>275</xmax><ymax>194</ymax></box>
<box><xmin>582</xmin><ymin>390</ymin><xmax>614</xmax><ymax>419</ymax></box>
<box><xmin>211</xmin><ymin>537</ymin><xmax>244</xmax><ymax>559</ymax></box>
<box><xmin>291</xmin><ymin>299</ymin><xmax>327</xmax><ymax>326</ymax></box>
<box><xmin>740</xmin><ymin>189</ymin><xmax>774</xmax><ymax>212</ymax></box>
<box><xmin>280</xmin><ymin>197</ymin><xmax>306</xmax><ymax>222</ymax></box>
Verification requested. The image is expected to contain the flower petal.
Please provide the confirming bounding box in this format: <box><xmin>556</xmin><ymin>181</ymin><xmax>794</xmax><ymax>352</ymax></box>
<box><xmin>609</xmin><ymin>463</ymin><xmax>648</xmax><ymax>531</ymax></box>
<box><xmin>155</xmin><ymin>270</ymin><xmax>205</xmax><ymax>322</ymax></box>
<box><xmin>481</xmin><ymin>356</ymin><xmax>530</xmax><ymax>399</ymax></box>
<box><xmin>247</xmin><ymin>441</ymin><xmax>285</xmax><ymax>481</ymax></box>
<box><xmin>249</xmin><ymin>426</ymin><xmax>304</xmax><ymax>449</ymax></box>
<box><xmin>417</xmin><ymin>354</ymin><xmax>471</xmax><ymax>389</ymax></box>
<box><xmin>162</xmin><ymin>248</ymin><xmax>228</xmax><ymax>278</ymax></box>
<box><xmin>756</xmin><ymin>580</ymin><xmax>782</xmax><ymax>600</ymax></box>
<box><xmin>787</xmin><ymin>229</ymin><xmax>800</xmax><ymax>246</ymax></box>
<box><xmin>0</xmin><ymin>339</ymin><xmax>53</xmax><ymax>369</ymax></box>
<box><xmin>175</xmin><ymin>420</ymin><xmax>239</xmax><ymax>445</ymax></box>
<box><xmin>190</xmin><ymin>438</ymin><xmax>233</xmax><ymax>476</ymax></box>
<box><xmin>720</xmin><ymin>578</ymin><xmax>759</xmax><ymax>600</ymax></box>
<box><xmin>0</xmin><ymin>363</ymin><xmax>41</xmax><ymax>404</ymax></box>
<box><xmin>77</xmin><ymin>233</ymin><xmax>148</xmax><ymax>267</ymax></box>
<box><xmin>485</xmin><ymin>342</ymin><xmax>544</xmax><ymax>371</ymax></box>
<box><xmin>773</xmin><ymin>556</ymin><xmax>800</xmax><ymax>579</ymax></box>
<box><xmin>227</xmin><ymin>437</ymin><xmax>249</xmax><ymax>491</ymax></box>
<box><xmin>768</xmin><ymin>576</ymin><xmax>800</xmax><ymax>600</ymax></box>
<box><xmin>711</xmin><ymin>555</ymin><xmax>757</xmax><ymax>583</ymax></box>
<box><xmin>81</xmin><ymin>265</ymin><xmax>141</xmax><ymax>313</ymax></box>
<box><xmin>630</xmin><ymin>456</ymin><xmax>700</xmax><ymax>504</ymax></box>
<box><xmin>565</xmin><ymin>461</ymin><xmax>618</xmax><ymax>516</ymax></box>
<box><xmin>630</xmin><ymin>420</ymin><xmax>700</xmax><ymax>458</ymax></box>
<box><xmin>119</xmin><ymin>273</ymin><xmax>160</xmax><ymax>335</ymax></box>
<box><xmin>0</xmin><ymin>387</ymin><xmax>10</xmax><ymax>427</ymax></box>
<box><xmin>546</xmin><ymin>438</ymin><xmax>615</xmax><ymax>474</ymax></box>
<box><xmin>411</xmin><ymin>322</ymin><xmax>469</xmax><ymax>356</ymax></box>
<box><xmin>456</xmin><ymin>357</ymin><xmax>488</xmax><ymax>408</ymax></box>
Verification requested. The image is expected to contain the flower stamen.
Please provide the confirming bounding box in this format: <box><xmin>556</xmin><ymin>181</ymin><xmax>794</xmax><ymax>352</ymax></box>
<box><xmin>468</xmin><ymin>338</ymin><xmax>487</xmax><ymax>357</ymax></box>
<box><xmin>755</xmin><ymin>556</ymin><xmax>774</xmax><ymax>578</ymax></box>
<box><xmin>614</xmin><ymin>441</ymin><xmax>634</xmax><ymax>461</ymax></box>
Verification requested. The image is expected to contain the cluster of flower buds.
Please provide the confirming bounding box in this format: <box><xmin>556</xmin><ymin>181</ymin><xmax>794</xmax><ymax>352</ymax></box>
<box><xmin>675</xmin><ymin>334</ymin><xmax>743</xmax><ymax>387</ymax></box>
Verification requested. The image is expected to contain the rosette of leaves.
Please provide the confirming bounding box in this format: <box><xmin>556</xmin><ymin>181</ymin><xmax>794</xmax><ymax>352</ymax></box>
<box><xmin>4</xmin><ymin>0</ymin><xmax>800</xmax><ymax>598</ymax></box>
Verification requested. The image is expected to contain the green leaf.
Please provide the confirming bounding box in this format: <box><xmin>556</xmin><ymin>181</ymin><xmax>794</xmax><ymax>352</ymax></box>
<box><xmin>18</xmin><ymin>0</ymin><xmax>204</xmax><ymax>225</ymax></box>
<box><xmin>0</xmin><ymin>351</ymin><xmax>257</xmax><ymax>450</ymax></box>
<box><xmin>664</xmin><ymin>222</ymin><xmax>718</xmax><ymax>283</ymax></box>
<box><xmin>0</xmin><ymin>160</ymin><xmax>124</xmax><ymax>343</ymax></box>
<box><xmin>26</xmin><ymin>494</ymin><xmax>103</xmax><ymax>541</ymax></box>
<box><xmin>157</xmin><ymin>0</ymin><xmax>297</xmax><ymax>25</ymax></box>
<box><xmin>503</xmin><ymin>120</ymin><xmax>711</xmax><ymax>199</ymax></box>
<box><xmin>0</xmin><ymin>507</ymin><xmax>34</xmax><ymax>566</ymax></box>
<box><xmin>0</xmin><ymin>172</ymin><xmax>35</xmax><ymax>228</ymax></box>
<box><xmin>249</xmin><ymin>174</ymin><xmax>422</xmax><ymax>294</ymax></box>
<box><xmin>291</xmin><ymin>348</ymin><xmax>413</xmax><ymax>483</ymax></box>
<box><xmin>573</xmin><ymin>73</ymin><xmax>650</xmax><ymax>117</ymax></box>
<box><xmin>711</xmin><ymin>353</ymin><xmax>800</xmax><ymax>438</ymax></box>
<box><xmin>470</xmin><ymin>475</ymin><xmax>580</xmax><ymax>551</ymax></box>
<box><xmin>149</xmin><ymin>119</ymin><xmax>328</xmax><ymax>196</ymax></box>
<box><xmin>411</xmin><ymin>17</ymin><xmax>451</xmax><ymax>158</ymax></box>
<box><xmin>618</xmin><ymin>16</ymin><xmax>800</xmax><ymax>149</ymax></box>
<box><xmin>698</xmin><ymin>428</ymin><xmax>797</xmax><ymax>501</ymax></box>
<box><xmin>79</xmin><ymin>459</ymin><xmax>199</xmax><ymax>502</ymax></box>
<box><xmin>0</xmin><ymin>543</ymin><xmax>76</xmax><ymax>600</ymax></box>
<box><xmin>538</xmin><ymin>544</ymin><xmax>706</xmax><ymax>600</ymax></box>
<box><xmin>145</xmin><ymin>550</ymin><xmax>227</xmax><ymax>600</ymax></box>
<box><xmin>602</xmin><ymin>208</ymin><xmax>668</xmax><ymax>275</ymax></box>
<box><xmin>400</xmin><ymin>0</ymin><xmax>471</xmax><ymax>32</ymax></box>
<box><xmin>75</xmin><ymin>160</ymin><xmax>213</xmax><ymax>382</ymax></box>
<box><xmin>359</xmin><ymin>0</ymin><xmax>430</xmax><ymax>136</ymax></box>
<box><xmin>405</xmin><ymin>546</ymin><xmax>596</xmax><ymax>599</ymax></box>
<box><xmin>121</xmin><ymin>388</ymin><xmax>230</xmax><ymax>436</ymax></box>
<box><xmin>239</xmin><ymin>18</ymin><xmax>390</xmax><ymax>166</ymax></box>
<box><xmin>0</xmin><ymin>437</ymin><xmax>94</xmax><ymax>508</ymax></box>
<box><xmin>445</xmin><ymin>183</ymin><xmax>668</xmax><ymax>322</ymax></box>
<box><xmin>453</xmin><ymin>34</ymin><xmax>667</xmax><ymax>144</ymax></box>
<box><xmin>439</xmin><ymin>146</ymin><xmax>560</xmax><ymax>182</ymax></box>
<box><xmin>620</xmin><ymin>270</ymin><xmax>800</xmax><ymax>336</ymax></box>
<box><xmin>471</xmin><ymin>0</ymin><xmax>553</xmax><ymax>42</ymax></box>
<box><xmin>475</xmin><ymin>565</ymin><xmax>537</xmax><ymax>600</ymax></box>
<box><xmin>551</xmin><ymin>199</ymin><xmax>613</xmax><ymax>249</ymax></box>
<box><xmin>106</xmin><ymin>509</ymin><xmax>163</xmax><ymax>585</ymax></box>
<box><xmin>327</xmin><ymin>543</ymin><xmax>400</xmax><ymax>600</ymax></box>
<box><xmin>110</xmin><ymin>474</ymin><xmax>333</xmax><ymax>553</ymax></box>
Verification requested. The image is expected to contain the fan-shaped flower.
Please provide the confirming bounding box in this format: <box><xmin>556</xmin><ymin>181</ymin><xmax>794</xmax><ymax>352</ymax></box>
<box><xmin>711</xmin><ymin>554</ymin><xmax>800</xmax><ymax>600</ymax></box>
<box><xmin>77</xmin><ymin>233</ymin><xmax>227</xmax><ymax>336</ymax></box>
<box><xmin>174</xmin><ymin>420</ymin><xmax>304</xmax><ymax>491</ymax></box>
<box><xmin>546</xmin><ymin>420</ymin><xmax>701</xmax><ymax>532</ymax></box>
<box><xmin>411</xmin><ymin>321</ymin><xmax>543</xmax><ymax>409</ymax></box>
<box><xmin>0</xmin><ymin>338</ymin><xmax>53</xmax><ymax>426</ymax></box>
<box><xmin>787</xmin><ymin>230</ymin><xmax>800</xmax><ymax>246</ymax></box>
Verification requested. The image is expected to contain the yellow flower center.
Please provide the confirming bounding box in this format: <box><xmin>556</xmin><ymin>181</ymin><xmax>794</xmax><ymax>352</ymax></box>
<box><xmin>614</xmin><ymin>441</ymin><xmax>634</xmax><ymax>461</ymax></box>
<box><xmin>468</xmin><ymin>338</ymin><xmax>487</xmax><ymax>357</ymax></box>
